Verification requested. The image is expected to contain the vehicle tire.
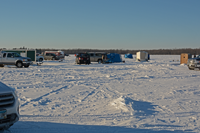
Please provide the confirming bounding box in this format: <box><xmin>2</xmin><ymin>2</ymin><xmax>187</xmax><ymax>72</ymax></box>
<box><xmin>24</xmin><ymin>65</ymin><xmax>29</xmax><ymax>68</ymax></box>
<box><xmin>0</xmin><ymin>64</ymin><xmax>4</xmax><ymax>67</ymax></box>
<box><xmin>98</xmin><ymin>59</ymin><xmax>102</xmax><ymax>64</ymax></box>
<box><xmin>39</xmin><ymin>58</ymin><xmax>43</xmax><ymax>62</ymax></box>
<box><xmin>5</xmin><ymin>124</ymin><xmax>13</xmax><ymax>130</ymax></box>
<box><xmin>188</xmin><ymin>67</ymin><xmax>194</xmax><ymax>70</ymax></box>
<box><xmin>16</xmin><ymin>61</ymin><xmax>23</xmax><ymax>68</ymax></box>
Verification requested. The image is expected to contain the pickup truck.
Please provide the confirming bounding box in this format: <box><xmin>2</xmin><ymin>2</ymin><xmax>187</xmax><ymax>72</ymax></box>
<box><xmin>0</xmin><ymin>51</ymin><xmax>33</xmax><ymax>68</ymax></box>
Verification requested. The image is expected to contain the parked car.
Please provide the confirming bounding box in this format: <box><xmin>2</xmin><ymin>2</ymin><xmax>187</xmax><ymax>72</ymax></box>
<box><xmin>87</xmin><ymin>52</ymin><xmax>107</xmax><ymax>63</ymax></box>
<box><xmin>44</xmin><ymin>51</ymin><xmax>64</xmax><ymax>59</ymax></box>
<box><xmin>0</xmin><ymin>51</ymin><xmax>33</xmax><ymax>68</ymax></box>
<box><xmin>42</xmin><ymin>53</ymin><xmax>60</xmax><ymax>60</ymax></box>
<box><xmin>0</xmin><ymin>82</ymin><xmax>20</xmax><ymax>130</ymax></box>
<box><xmin>75</xmin><ymin>53</ymin><xmax>90</xmax><ymax>65</ymax></box>
<box><xmin>36</xmin><ymin>53</ymin><xmax>44</xmax><ymax>62</ymax></box>
<box><xmin>187</xmin><ymin>55</ymin><xmax>200</xmax><ymax>70</ymax></box>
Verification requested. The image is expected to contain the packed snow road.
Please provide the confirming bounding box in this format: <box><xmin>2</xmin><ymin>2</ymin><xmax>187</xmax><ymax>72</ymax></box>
<box><xmin>0</xmin><ymin>55</ymin><xmax>199</xmax><ymax>133</ymax></box>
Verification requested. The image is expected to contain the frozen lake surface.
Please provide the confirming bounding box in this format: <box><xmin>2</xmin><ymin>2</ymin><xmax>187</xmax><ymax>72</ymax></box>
<box><xmin>1</xmin><ymin>55</ymin><xmax>199</xmax><ymax>133</ymax></box>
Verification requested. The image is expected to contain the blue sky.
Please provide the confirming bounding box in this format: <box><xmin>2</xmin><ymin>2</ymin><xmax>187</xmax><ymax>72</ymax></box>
<box><xmin>0</xmin><ymin>0</ymin><xmax>200</xmax><ymax>50</ymax></box>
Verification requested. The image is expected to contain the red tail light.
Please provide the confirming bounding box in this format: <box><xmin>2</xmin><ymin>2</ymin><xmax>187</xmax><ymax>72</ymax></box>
<box><xmin>79</xmin><ymin>57</ymin><xmax>84</xmax><ymax>60</ymax></box>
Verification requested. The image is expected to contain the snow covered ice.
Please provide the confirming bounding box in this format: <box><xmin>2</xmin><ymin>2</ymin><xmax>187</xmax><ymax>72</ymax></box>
<box><xmin>1</xmin><ymin>55</ymin><xmax>200</xmax><ymax>133</ymax></box>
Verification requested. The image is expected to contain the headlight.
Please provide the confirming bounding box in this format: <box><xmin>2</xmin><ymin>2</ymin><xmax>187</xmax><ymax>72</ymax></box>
<box><xmin>23</xmin><ymin>59</ymin><xmax>27</xmax><ymax>61</ymax></box>
<box><xmin>14</xmin><ymin>90</ymin><xmax>18</xmax><ymax>97</ymax></box>
<box><xmin>190</xmin><ymin>60</ymin><xmax>195</xmax><ymax>63</ymax></box>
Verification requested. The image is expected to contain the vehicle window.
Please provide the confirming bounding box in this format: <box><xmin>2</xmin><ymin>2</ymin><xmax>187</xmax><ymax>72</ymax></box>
<box><xmin>12</xmin><ymin>53</ymin><xmax>21</xmax><ymax>57</ymax></box>
<box><xmin>80</xmin><ymin>53</ymin><xmax>88</xmax><ymax>57</ymax></box>
<box><xmin>95</xmin><ymin>53</ymin><xmax>102</xmax><ymax>56</ymax></box>
<box><xmin>46</xmin><ymin>53</ymin><xmax>49</xmax><ymax>56</ymax></box>
<box><xmin>3</xmin><ymin>53</ymin><xmax>6</xmax><ymax>58</ymax></box>
<box><xmin>7</xmin><ymin>53</ymin><xmax>12</xmax><ymax>57</ymax></box>
<box><xmin>90</xmin><ymin>54</ymin><xmax>94</xmax><ymax>56</ymax></box>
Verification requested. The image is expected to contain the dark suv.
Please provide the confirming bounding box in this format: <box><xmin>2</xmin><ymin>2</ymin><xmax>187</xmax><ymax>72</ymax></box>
<box><xmin>75</xmin><ymin>53</ymin><xmax>90</xmax><ymax>65</ymax></box>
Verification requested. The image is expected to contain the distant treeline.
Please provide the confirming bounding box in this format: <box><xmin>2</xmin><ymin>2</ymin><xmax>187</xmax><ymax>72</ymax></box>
<box><xmin>1</xmin><ymin>48</ymin><xmax>200</xmax><ymax>55</ymax></box>
<box><xmin>35</xmin><ymin>48</ymin><xmax>200</xmax><ymax>55</ymax></box>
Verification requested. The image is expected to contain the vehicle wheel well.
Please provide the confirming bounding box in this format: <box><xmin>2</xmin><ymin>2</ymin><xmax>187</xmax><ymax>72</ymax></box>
<box><xmin>16</xmin><ymin>61</ymin><xmax>23</xmax><ymax>68</ymax></box>
<box><xmin>16</xmin><ymin>60</ymin><xmax>22</xmax><ymax>64</ymax></box>
<box><xmin>188</xmin><ymin>67</ymin><xmax>194</xmax><ymax>70</ymax></box>
<box><xmin>39</xmin><ymin>58</ymin><xmax>43</xmax><ymax>61</ymax></box>
<box><xmin>98</xmin><ymin>59</ymin><xmax>102</xmax><ymax>63</ymax></box>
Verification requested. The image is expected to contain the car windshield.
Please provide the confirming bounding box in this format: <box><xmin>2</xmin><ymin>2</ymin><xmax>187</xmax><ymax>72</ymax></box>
<box><xmin>79</xmin><ymin>53</ymin><xmax>89</xmax><ymax>57</ymax></box>
<box><xmin>12</xmin><ymin>53</ymin><xmax>21</xmax><ymax>57</ymax></box>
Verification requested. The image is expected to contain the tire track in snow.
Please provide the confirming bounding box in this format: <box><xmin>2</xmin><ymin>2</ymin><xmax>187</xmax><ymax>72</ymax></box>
<box><xmin>20</xmin><ymin>85</ymin><xmax>73</xmax><ymax>107</ymax></box>
<box><xmin>67</xmin><ymin>85</ymin><xmax>125</xmax><ymax>116</ymax></box>
<box><xmin>81</xmin><ymin>86</ymin><xmax>101</xmax><ymax>102</ymax></box>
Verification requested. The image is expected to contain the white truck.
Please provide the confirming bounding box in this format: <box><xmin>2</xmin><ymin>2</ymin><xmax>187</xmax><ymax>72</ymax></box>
<box><xmin>0</xmin><ymin>82</ymin><xmax>20</xmax><ymax>130</ymax></box>
<box><xmin>0</xmin><ymin>51</ymin><xmax>33</xmax><ymax>68</ymax></box>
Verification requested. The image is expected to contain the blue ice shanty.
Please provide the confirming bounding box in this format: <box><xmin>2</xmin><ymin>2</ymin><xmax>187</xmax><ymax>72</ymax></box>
<box><xmin>124</xmin><ymin>53</ymin><xmax>133</xmax><ymax>59</ymax></box>
<box><xmin>105</xmin><ymin>53</ymin><xmax>122</xmax><ymax>63</ymax></box>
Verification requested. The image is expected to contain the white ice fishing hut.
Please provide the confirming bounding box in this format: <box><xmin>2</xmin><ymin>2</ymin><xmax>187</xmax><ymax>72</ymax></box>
<box><xmin>136</xmin><ymin>51</ymin><xmax>148</xmax><ymax>61</ymax></box>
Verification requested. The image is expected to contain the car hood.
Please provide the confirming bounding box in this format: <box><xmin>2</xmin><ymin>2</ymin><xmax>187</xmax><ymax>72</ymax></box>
<box><xmin>188</xmin><ymin>57</ymin><xmax>200</xmax><ymax>60</ymax></box>
<box><xmin>0</xmin><ymin>82</ymin><xmax>13</xmax><ymax>93</ymax></box>
<box><xmin>18</xmin><ymin>57</ymin><xmax>31</xmax><ymax>60</ymax></box>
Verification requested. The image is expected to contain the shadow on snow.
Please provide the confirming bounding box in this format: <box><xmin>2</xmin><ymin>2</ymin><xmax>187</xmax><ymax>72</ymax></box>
<box><xmin>2</xmin><ymin>121</ymin><xmax>194</xmax><ymax>133</ymax></box>
<box><xmin>125</xmin><ymin>97</ymin><xmax>158</xmax><ymax>118</ymax></box>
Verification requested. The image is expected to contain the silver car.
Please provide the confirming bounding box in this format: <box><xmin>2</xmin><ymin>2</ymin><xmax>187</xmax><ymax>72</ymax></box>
<box><xmin>0</xmin><ymin>82</ymin><xmax>20</xmax><ymax>130</ymax></box>
<box><xmin>187</xmin><ymin>55</ymin><xmax>200</xmax><ymax>70</ymax></box>
<box><xmin>87</xmin><ymin>52</ymin><xmax>107</xmax><ymax>63</ymax></box>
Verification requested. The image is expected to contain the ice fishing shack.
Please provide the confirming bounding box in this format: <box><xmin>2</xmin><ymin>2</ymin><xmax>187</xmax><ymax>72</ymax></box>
<box><xmin>136</xmin><ymin>51</ymin><xmax>148</xmax><ymax>61</ymax></box>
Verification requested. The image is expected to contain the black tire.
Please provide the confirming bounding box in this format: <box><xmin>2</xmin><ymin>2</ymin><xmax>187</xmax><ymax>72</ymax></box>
<box><xmin>2</xmin><ymin>124</ymin><xmax>13</xmax><ymax>130</ymax></box>
<box><xmin>16</xmin><ymin>61</ymin><xmax>23</xmax><ymax>68</ymax></box>
<box><xmin>0</xmin><ymin>64</ymin><xmax>4</xmax><ymax>67</ymax></box>
<box><xmin>188</xmin><ymin>67</ymin><xmax>194</xmax><ymax>70</ymax></box>
<box><xmin>24</xmin><ymin>65</ymin><xmax>29</xmax><ymax>68</ymax></box>
<box><xmin>39</xmin><ymin>58</ymin><xmax>43</xmax><ymax>62</ymax></box>
<box><xmin>98</xmin><ymin>59</ymin><xmax>102</xmax><ymax>64</ymax></box>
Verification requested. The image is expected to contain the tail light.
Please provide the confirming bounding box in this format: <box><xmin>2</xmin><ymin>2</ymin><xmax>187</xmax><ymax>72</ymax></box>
<box><xmin>79</xmin><ymin>57</ymin><xmax>81</xmax><ymax>60</ymax></box>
